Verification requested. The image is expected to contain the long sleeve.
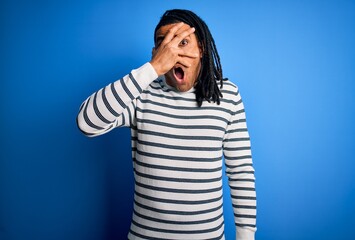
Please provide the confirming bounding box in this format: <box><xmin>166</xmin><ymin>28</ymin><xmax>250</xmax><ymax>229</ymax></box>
<box><xmin>77</xmin><ymin>62</ymin><xmax>158</xmax><ymax>137</ymax></box>
<box><xmin>223</xmin><ymin>89</ymin><xmax>257</xmax><ymax>240</ymax></box>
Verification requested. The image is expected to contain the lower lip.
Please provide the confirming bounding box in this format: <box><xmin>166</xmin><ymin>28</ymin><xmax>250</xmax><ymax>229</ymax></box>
<box><xmin>175</xmin><ymin>77</ymin><xmax>185</xmax><ymax>84</ymax></box>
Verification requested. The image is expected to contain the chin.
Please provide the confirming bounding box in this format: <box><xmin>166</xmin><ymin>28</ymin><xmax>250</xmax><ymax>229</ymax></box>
<box><xmin>165</xmin><ymin>71</ymin><xmax>196</xmax><ymax>92</ymax></box>
<box><xmin>176</xmin><ymin>86</ymin><xmax>190</xmax><ymax>92</ymax></box>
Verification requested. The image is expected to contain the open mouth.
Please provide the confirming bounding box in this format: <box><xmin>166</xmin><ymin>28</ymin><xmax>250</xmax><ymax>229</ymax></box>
<box><xmin>173</xmin><ymin>67</ymin><xmax>185</xmax><ymax>82</ymax></box>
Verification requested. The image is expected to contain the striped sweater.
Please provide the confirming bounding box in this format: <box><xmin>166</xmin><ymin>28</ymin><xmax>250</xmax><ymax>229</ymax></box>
<box><xmin>77</xmin><ymin>63</ymin><xmax>256</xmax><ymax>240</ymax></box>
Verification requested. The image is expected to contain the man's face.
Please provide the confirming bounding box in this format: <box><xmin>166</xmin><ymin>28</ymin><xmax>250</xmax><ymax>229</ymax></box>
<box><xmin>154</xmin><ymin>23</ymin><xmax>202</xmax><ymax>92</ymax></box>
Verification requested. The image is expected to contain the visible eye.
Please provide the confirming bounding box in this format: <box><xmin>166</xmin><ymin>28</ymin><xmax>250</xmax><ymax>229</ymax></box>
<box><xmin>179</xmin><ymin>39</ymin><xmax>188</xmax><ymax>46</ymax></box>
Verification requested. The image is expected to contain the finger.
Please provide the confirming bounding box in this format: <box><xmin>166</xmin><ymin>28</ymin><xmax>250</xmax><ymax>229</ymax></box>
<box><xmin>170</xmin><ymin>27</ymin><xmax>195</xmax><ymax>46</ymax></box>
<box><xmin>174</xmin><ymin>23</ymin><xmax>192</xmax><ymax>36</ymax></box>
<box><xmin>177</xmin><ymin>57</ymin><xmax>194</xmax><ymax>68</ymax></box>
<box><xmin>161</xmin><ymin>22</ymin><xmax>185</xmax><ymax>45</ymax></box>
<box><xmin>177</xmin><ymin>49</ymin><xmax>200</xmax><ymax>59</ymax></box>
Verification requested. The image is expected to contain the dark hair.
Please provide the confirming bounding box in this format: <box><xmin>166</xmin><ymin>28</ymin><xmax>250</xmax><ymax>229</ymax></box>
<box><xmin>154</xmin><ymin>9</ymin><xmax>224</xmax><ymax>107</ymax></box>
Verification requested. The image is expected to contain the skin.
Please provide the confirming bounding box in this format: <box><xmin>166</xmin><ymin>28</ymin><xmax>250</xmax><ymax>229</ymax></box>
<box><xmin>150</xmin><ymin>22</ymin><xmax>203</xmax><ymax>92</ymax></box>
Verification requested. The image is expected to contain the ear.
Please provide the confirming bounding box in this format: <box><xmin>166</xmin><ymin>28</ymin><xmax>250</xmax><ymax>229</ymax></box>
<box><xmin>152</xmin><ymin>47</ymin><xmax>156</xmax><ymax>58</ymax></box>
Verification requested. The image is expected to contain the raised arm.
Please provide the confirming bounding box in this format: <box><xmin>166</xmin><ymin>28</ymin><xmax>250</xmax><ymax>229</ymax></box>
<box><xmin>76</xmin><ymin>63</ymin><xmax>158</xmax><ymax>137</ymax></box>
<box><xmin>77</xmin><ymin>23</ymin><xmax>198</xmax><ymax>137</ymax></box>
<box><xmin>223</xmin><ymin>88</ymin><xmax>257</xmax><ymax>240</ymax></box>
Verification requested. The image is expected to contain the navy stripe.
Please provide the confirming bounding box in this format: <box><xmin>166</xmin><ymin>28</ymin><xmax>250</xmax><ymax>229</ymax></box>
<box><xmin>235</xmin><ymin>98</ymin><xmax>242</xmax><ymax>105</ymax></box>
<box><xmin>224</xmin><ymin>155</ymin><xmax>252</xmax><ymax>161</ymax></box>
<box><xmin>129</xmin><ymin>73</ymin><xmax>142</xmax><ymax>93</ymax></box>
<box><xmin>137</xmin><ymin>139</ymin><xmax>222</xmax><ymax>151</ymax></box>
<box><xmin>226</xmin><ymin>170</ymin><xmax>255</xmax><ymax>175</ymax></box>
<box><xmin>233</xmin><ymin>118</ymin><xmax>247</xmax><ymax>124</ymax></box>
<box><xmin>101</xmin><ymin>87</ymin><xmax>119</xmax><ymax>116</ymax></box>
<box><xmin>118</xmin><ymin>110</ymin><xmax>125</xmax><ymax>127</ymax></box>
<box><xmin>229</xmin><ymin>178</ymin><xmax>255</xmax><ymax>182</ymax></box>
<box><xmin>138</xmin><ymin>98</ymin><xmax>233</xmax><ymax>114</ymax></box>
<box><xmin>224</xmin><ymin>128</ymin><xmax>248</xmax><ymax>135</ymax></box>
<box><xmin>135</xmin><ymin>180</ymin><xmax>222</xmax><ymax>194</ymax></box>
<box><xmin>137</xmin><ymin>149</ymin><xmax>222</xmax><ymax>162</ymax></box>
<box><xmin>83</xmin><ymin>99</ymin><xmax>104</xmax><ymax>130</ymax></box>
<box><xmin>93</xmin><ymin>92</ymin><xmax>112</xmax><ymax>124</ymax></box>
<box><xmin>133</xmin><ymin>209</ymin><xmax>224</xmax><ymax>225</ymax></box>
<box><xmin>110</xmin><ymin>83</ymin><xmax>125</xmax><ymax>108</ymax></box>
<box><xmin>225</xmin><ymin>163</ymin><xmax>254</xmax><ymax>169</ymax></box>
<box><xmin>76</xmin><ymin>115</ymin><xmax>113</xmax><ymax>136</ymax></box>
<box><xmin>137</xmin><ymin>107</ymin><xmax>229</xmax><ymax>123</ymax></box>
<box><xmin>227</xmin><ymin>118</ymin><xmax>246</xmax><ymax>127</ymax></box>
<box><xmin>235</xmin><ymin>213</ymin><xmax>257</xmax><ymax>219</ymax></box>
<box><xmin>236</xmin><ymin>223</ymin><xmax>257</xmax><ymax>228</ymax></box>
<box><xmin>134</xmin><ymin>170</ymin><xmax>222</xmax><ymax>183</ymax></box>
<box><xmin>129</xmin><ymin>230</ymin><xmax>158</xmax><ymax>240</ymax></box>
<box><xmin>120</xmin><ymin>78</ymin><xmax>135</xmax><ymax>100</ymax></box>
<box><xmin>231</xmin><ymin>195</ymin><xmax>257</xmax><ymax>200</ymax></box>
<box><xmin>220</xmin><ymin>98</ymin><xmax>239</xmax><ymax>105</ymax></box>
<box><xmin>135</xmin><ymin>190</ymin><xmax>222</xmax><ymax>205</ymax></box>
<box><xmin>137</xmin><ymin>118</ymin><xmax>226</xmax><ymax>132</ymax></box>
<box><xmin>138</xmin><ymin>129</ymin><xmax>223</xmax><ymax>141</ymax></box>
<box><xmin>134</xmin><ymin>158</ymin><xmax>222</xmax><ymax>173</ymax></box>
<box><xmin>235</xmin><ymin>109</ymin><xmax>245</xmax><ymax>115</ymax></box>
<box><xmin>230</xmin><ymin>186</ymin><xmax>255</xmax><ymax>191</ymax></box>
<box><xmin>143</xmin><ymin>89</ymin><xmax>239</xmax><ymax>105</ymax></box>
<box><xmin>233</xmin><ymin>204</ymin><xmax>257</xmax><ymax>209</ymax></box>
<box><xmin>129</xmin><ymin>101</ymin><xmax>137</xmax><ymax>128</ymax></box>
<box><xmin>223</xmin><ymin>137</ymin><xmax>250</xmax><ymax>142</ymax></box>
<box><xmin>127</xmin><ymin>105</ymin><xmax>133</xmax><ymax>127</ymax></box>
<box><xmin>223</xmin><ymin>146</ymin><xmax>251</xmax><ymax>151</ymax></box>
<box><xmin>149</xmin><ymin>83</ymin><xmax>172</xmax><ymax>92</ymax></box>
<box><xmin>221</xmin><ymin>89</ymin><xmax>237</xmax><ymax>95</ymax></box>
<box><xmin>134</xmin><ymin>200</ymin><xmax>223</xmax><ymax>215</ymax></box>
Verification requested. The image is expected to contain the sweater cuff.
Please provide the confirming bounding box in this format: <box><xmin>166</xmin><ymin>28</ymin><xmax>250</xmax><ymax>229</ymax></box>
<box><xmin>131</xmin><ymin>62</ymin><xmax>159</xmax><ymax>91</ymax></box>
<box><xmin>236</xmin><ymin>228</ymin><xmax>255</xmax><ymax>240</ymax></box>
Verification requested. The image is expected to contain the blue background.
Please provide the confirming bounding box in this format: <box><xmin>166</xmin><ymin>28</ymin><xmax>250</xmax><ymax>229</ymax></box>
<box><xmin>1</xmin><ymin>0</ymin><xmax>354</xmax><ymax>239</ymax></box>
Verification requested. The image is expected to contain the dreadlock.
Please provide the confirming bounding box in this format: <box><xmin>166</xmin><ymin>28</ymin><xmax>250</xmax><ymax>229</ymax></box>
<box><xmin>154</xmin><ymin>9</ymin><xmax>225</xmax><ymax>107</ymax></box>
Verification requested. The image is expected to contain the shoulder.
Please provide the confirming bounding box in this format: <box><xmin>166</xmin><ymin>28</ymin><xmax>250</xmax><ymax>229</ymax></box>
<box><xmin>220</xmin><ymin>79</ymin><xmax>241</xmax><ymax>101</ymax></box>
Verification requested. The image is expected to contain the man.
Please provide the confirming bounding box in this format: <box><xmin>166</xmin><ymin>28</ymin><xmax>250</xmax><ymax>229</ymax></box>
<box><xmin>77</xmin><ymin>9</ymin><xmax>256</xmax><ymax>240</ymax></box>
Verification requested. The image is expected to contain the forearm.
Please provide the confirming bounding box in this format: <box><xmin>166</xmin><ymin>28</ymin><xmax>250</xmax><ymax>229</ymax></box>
<box><xmin>227</xmin><ymin>149</ymin><xmax>257</xmax><ymax>240</ymax></box>
<box><xmin>223</xmin><ymin>89</ymin><xmax>257</xmax><ymax>239</ymax></box>
<box><xmin>77</xmin><ymin>62</ymin><xmax>158</xmax><ymax>136</ymax></box>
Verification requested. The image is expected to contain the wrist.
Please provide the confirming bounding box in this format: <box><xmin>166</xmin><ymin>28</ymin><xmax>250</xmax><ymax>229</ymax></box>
<box><xmin>149</xmin><ymin>60</ymin><xmax>162</xmax><ymax>76</ymax></box>
<box><xmin>236</xmin><ymin>228</ymin><xmax>255</xmax><ymax>240</ymax></box>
